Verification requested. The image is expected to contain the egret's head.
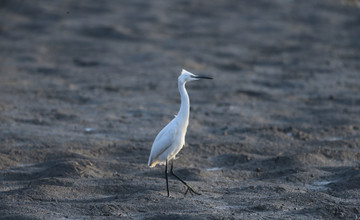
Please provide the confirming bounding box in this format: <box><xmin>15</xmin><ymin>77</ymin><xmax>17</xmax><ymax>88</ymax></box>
<box><xmin>178</xmin><ymin>69</ymin><xmax>213</xmax><ymax>84</ymax></box>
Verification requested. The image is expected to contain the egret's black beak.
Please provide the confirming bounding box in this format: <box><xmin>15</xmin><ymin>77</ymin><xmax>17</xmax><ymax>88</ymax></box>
<box><xmin>194</xmin><ymin>75</ymin><xmax>213</xmax><ymax>79</ymax></box>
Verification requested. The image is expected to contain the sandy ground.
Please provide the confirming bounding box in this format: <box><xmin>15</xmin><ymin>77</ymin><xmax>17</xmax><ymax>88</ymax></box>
<box><xmin>1</xmin><ymin>0</ymin><xmax>360</xmax><ymax>219</ymax></box>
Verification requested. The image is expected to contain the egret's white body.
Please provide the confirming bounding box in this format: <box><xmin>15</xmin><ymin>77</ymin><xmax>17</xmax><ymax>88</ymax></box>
<box><xmin>148</xmin><ymin>69</ymin><xmax>212</xmax><ymax>196</ymax></box>
<box><xmin>148</xmin><ymin>70</ymin><xmax>191</xmax><ymax>167</ymax></box>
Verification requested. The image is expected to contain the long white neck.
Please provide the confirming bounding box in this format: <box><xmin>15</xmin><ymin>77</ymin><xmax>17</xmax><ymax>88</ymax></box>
<box><xmin>177</xmin><ymin>80</ymin><xmax>190</xmax><ymax>125</ymax></box>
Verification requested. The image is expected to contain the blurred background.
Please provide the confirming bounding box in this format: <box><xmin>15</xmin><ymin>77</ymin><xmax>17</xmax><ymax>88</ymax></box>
<box><xmin>0</xmin><ymin>0</ymin><xmax>359</xmax><ymax>219</ymax></box>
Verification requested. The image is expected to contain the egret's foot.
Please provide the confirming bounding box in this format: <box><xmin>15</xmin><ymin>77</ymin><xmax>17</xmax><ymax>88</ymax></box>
<box><xmin>184</xmin><ymin>186</ymin><xmax>201</xmax><ymax>196</ymax></box>
<box><xmin>170</xmin><ymin>161</ymin><xmax>201</xmax><ymax>196</ymax></box>
<box><xmin>185</xmin><ymin>187</ymin><xmax>189</xmax><ymax>195</ymax></box>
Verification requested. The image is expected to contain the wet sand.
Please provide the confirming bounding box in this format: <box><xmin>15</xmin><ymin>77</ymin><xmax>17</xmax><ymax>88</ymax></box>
<box><xmin>0</xmin><ymin>0</ymin><xmax>360</xmax><ymax>219</ymax></box>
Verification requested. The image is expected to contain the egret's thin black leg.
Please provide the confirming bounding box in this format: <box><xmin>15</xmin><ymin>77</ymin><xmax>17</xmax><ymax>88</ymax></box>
<box><xmin>165</xmin><ymin>160</ymin><xmax>169</xmax><ymax>197</ymax></box>
<box><xmin>170</xmin><ymin>160</ymin><xmax>201</xmax><ymax>195</ymax></box>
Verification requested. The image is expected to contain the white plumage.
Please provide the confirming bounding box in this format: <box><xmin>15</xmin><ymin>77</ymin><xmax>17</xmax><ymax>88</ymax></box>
<box><xmin>148</xmin><ymin>117</ymin><xmax>185</xmax><ymax>167</ymax></box>
<box><xmin>148</xmin><ymin>69</ymin><xmax>212</xmax><ymax>197</ymax></box>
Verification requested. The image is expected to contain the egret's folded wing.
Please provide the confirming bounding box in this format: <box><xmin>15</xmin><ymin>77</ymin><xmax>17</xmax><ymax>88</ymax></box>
<box><xmin>148</xmin><ymin>122</ymin><xmax>177</xmax><ymax>166</ymax></box>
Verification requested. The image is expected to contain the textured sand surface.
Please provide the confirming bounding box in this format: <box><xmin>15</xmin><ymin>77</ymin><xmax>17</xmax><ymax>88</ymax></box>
<box><xmin>1</xmin><ymin>0</ymin><xmax>360</xmax><ymax>219</ymax></box>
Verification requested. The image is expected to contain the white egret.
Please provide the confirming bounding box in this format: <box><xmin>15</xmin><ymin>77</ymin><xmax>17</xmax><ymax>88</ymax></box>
<box><xmin>148</xmin><ymin>69</ymin><xmax>212</xmax><ymax>197</ymax></box>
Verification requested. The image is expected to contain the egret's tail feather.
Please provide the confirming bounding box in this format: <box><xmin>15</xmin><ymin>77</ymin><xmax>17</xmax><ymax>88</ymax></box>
<box><xmin>148</xmin><ymin>157</ymin><xmax>155</xmax><ymax>167</ymax></box>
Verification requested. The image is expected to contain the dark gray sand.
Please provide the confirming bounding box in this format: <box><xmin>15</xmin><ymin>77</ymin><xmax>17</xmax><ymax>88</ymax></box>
<box><xmin>1</xmin><ymin>0</ymin><xmax>360</xmax><ymax>219</ymax></box>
